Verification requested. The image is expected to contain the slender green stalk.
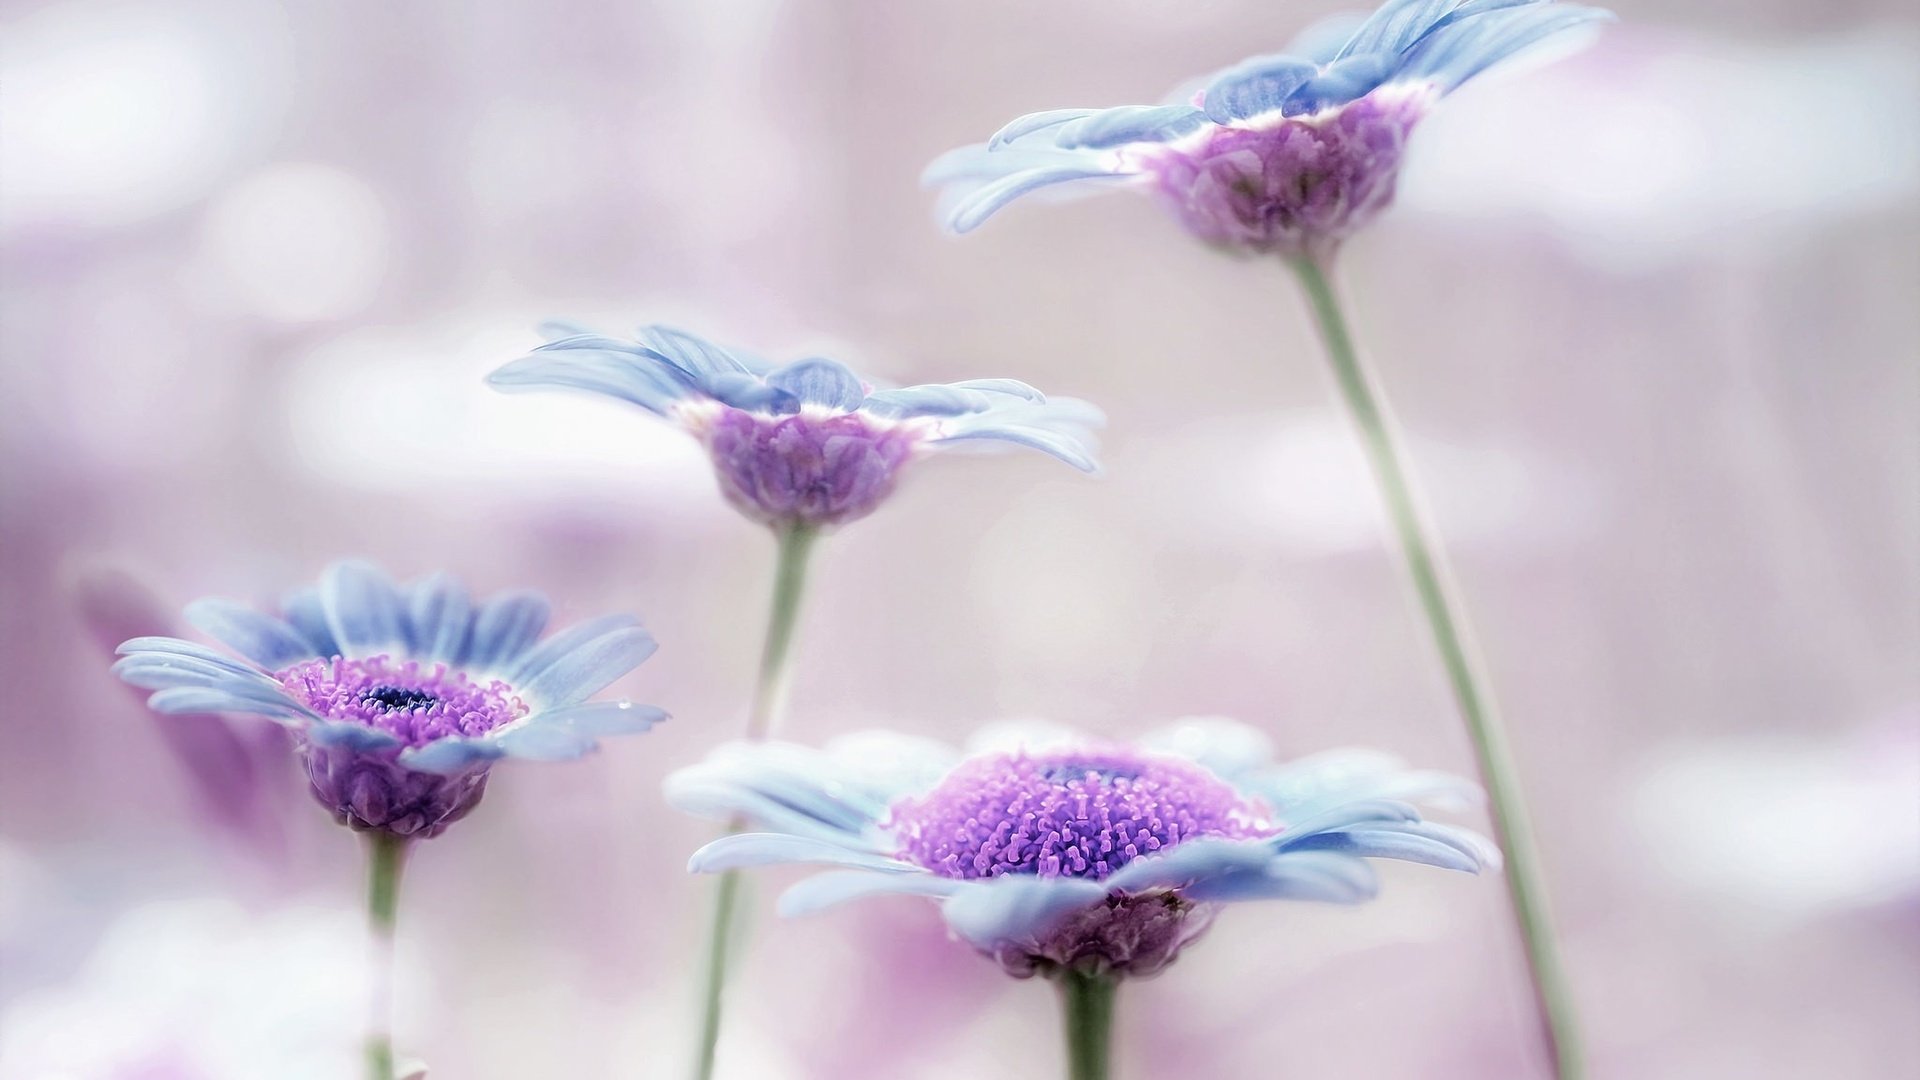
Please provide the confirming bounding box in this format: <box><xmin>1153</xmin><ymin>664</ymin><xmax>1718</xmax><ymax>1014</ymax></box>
<box><xmin>741</xmin><ymin>524</ymin><xmax>820</xmax><ymax>743</ymax></box>
<box><xmin>692</xmin><ymin>523</ymin><xmax>821</xmax><ymax>1080</ymax></box>
<box><xmin>364</xmin><ymin>832</ymin><xmax>409</xmax><ymax>1080</ymax></box>
<box><xmin>1287</xmin><ymin>256</ymin><xmax>1582</xmax><ymax>1080</ymax></box>
<box><xmin>1056</xmin><ymin>970</ymin><xmax>1116</xmax><ymax>1080</ymax></box>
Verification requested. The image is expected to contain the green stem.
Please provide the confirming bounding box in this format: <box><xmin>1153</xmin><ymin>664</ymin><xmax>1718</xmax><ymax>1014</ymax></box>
<box><xmin>692</xmin><ymin>523</ymin><xmax>821</xmax><ymax>1080</ymax></box>
<box><xmin>364</xmin><ymin>832</ymin><xmax>409</xmax><ymax>1080</ymax></box>
<box><xmin>1056</xmin><ymin>970</ymin><xmax>1116</xmax><ymax>1080</ymax></box>
<box><xmin>1288</xmin><ymin>256</ymin><xmax>1582</xmax><ymax>1080</ymax></box>
<box><xmin>741</xmin><ymin>524</ymin><xmax>820</xmax><ymax>743</ymax></box>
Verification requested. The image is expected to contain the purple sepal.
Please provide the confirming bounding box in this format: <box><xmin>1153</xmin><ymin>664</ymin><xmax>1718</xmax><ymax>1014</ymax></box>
<box><xmin>985</xmin><ymin>892</ymin><xmax>1220</xmax><ymax>980</ymax></box>
<box><xmin>300</xmin><ymin>739</ymin><xmax>491</xmax><ymax>839</ymax></box>
<box><xmin>1146</xmin><ymin>89</ymin><xmax>1429</xmax><ymax>259</ymax></box>
<box><xmin>704</xmin><ymin>408</ymin><xmax>918</xmax><ymax>529</ymax></box>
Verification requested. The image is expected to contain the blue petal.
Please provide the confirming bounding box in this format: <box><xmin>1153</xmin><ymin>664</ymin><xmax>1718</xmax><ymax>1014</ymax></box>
<box><xmin>698</xmin><ymin>371</ymin><xmax>799</xmax><ymax>414</ymax></box>
<box><xmin>145</xmin><ymin>686</ymin><xmax>314</xmax><ymax>724</ymax></box>
<box><xmin>1249</xmin><ymin>749</ymin><xmax>1481</xmax><ymax>821</ymax></box>
<box><xmin>634</xmin><ymin>325</ymin><xmax>753</xmax><ymax>379</ymax></box>
<box><xmin>115</xmin><ymin>636</ymin><xmax>260</xmax><ymax>673</ymax></box>
<box><xmin>460</xmin><ymin>591</ymin><xmax>551</xmax><ymax>672</ymax></box>
<box><xmin>1286</xmin><ymin>13</ymin><xmax>1374</xmax><ymax>64</ymax></box>
<box><xmin>1400</xmin><ymin>2</ymin><xmax>1612</xmax><ymax>90</ymax></box>
<box><xmin>535</xmin><ymin>332</ymin><xmax>656</xmax><ymax>355</ymax></box>
<box><xmin>939</xmin><ymin>875</ymin><xmax>1109</xmax><ymax>949</ymax></box>
<box><xmin>988</xmin><ymin>108</ymin><xmax>1098</xmax><ymax>149</ymax></box>
<box><xmin>183</xmin><ymin>600</ymin><xmax>319</xmax><ymax>669</ymax></box>
<box><xmin>537</xmin><ymin>318</ymin><xmax>596</xmax><ymax>341</ymax></box>
<box><xmin>861</xmin><ymin>385</ymin><xmax>986</xmax><ymax>419</ymax></box>
<box><xmin>665</xmin><ymin>774</ymin><xmax>879</xmax><ymax>846</ymax></box>
<box><xmin>405</xmin><ymin>573</ymin><xmax>471</xmax><ymax>663</ymax></box>
<box><xmin>505</xmin><ymin>614</ymin><xmax>641</xmax><ymax>683</ymax></box>
<box><xmin>1202</xmin><ymin>56</ymin><xmax>1322</xmax><ymax>122</ymax></box>
<box><xmin>944</xmin><ymin>164</ymin><xmax>1132</xmax><ymax>234</ymax></box>
<box><xmin>765</xmin><ymin>357</ymin><xmax>866</xmax><ymax>411</ymax></box>
<box><xmin>319</xmin><ymin>562</ymin><xmax>408</xmax><ymax>657</ymax></box>
<box><xmin>1283</xmin><ymin>825</ymin><xmax>1483</xmax><ymax>871</ymax></box>
<box><xmin>1276</xmin><ymin>798</ymin><xmax>1423</xmax><ymax>841</ymax></box>
<box><xmin>113</xmin><ymin>654</ymin><xmax>287</xmax><ymax>697</ymax></box>
<box><xmin>400</xmin><ymin>737</ymin><xmax>507</xmax><ymax>775</ymax></box>
<box><xmin>487</xmin><ymin>351</ymin><xmax>695</xmax><ymax>417</ymax></box>
<box><xmin>1184</xmin><ymin>850</ymin><xmax>1381</xmax><ymax>903</ymax></box>
<box><xmin>688</xmin><ymin>833</ymin><xmax>920</xmax><ymax>874</ymax></box>
<box><xmin>527</xmin><ymin>700</ymin><xmax>668</xmax><ymax>737</ymax></box>
<box><xmin>1103</xmin><ymin>837</ymin><xmax>1278</xmax><ymax>893</ymax></box>
<box><xmin>1283</xmin><ymin>53</ymin><xmax>1397</xmax><ymax>115</ymax></box>
<box><xmin>1055</xmin><ymin>104</ymin><xmax>1208</xmax><ymax>149</ymax></box>
<box><xmin>486</xmin><ymin>702</ymin><xmax>665</xmax><ymax>763</ymax></box>
<box><xmin>777</xmin><ymin>870</ymin><xmax>961</xmax><ymax>917</ymax></box>
<box><xmin>305</xmin><ymin>720</ymin><xmax>404</xmax><ymax>751</ymax></box>
<box><xmin>1338</xmin><ymin>0</ymin><xmax>1472</xmax><ymax>60</ymax></box>
<box><xmin>924</xmin><ymin>144</ymin><xmax>1091</xmax><ymax>187</ymax></box>
<box><xmin>949</xmin><ymin>378</ymin><xmax>1046</xmax><ymax>402</ymax></box>
<box><xmin>931</xmin><ymin>422</ymin><xmax>1101</xmax><ymax>472</ymax></box>
<box><xmin>664</xmin><ymin>746</ymin><xmax>889</xmax><ymax>842</ymax></box>
<box><xmin>281</xmin><ymin>588</ymin><xmax>340</xmax><ymax>657</ymax></box>
<box><xmin>514</xmin><ymin>623</ymin><xmax>655</xmax><ymax>708</ymax></box>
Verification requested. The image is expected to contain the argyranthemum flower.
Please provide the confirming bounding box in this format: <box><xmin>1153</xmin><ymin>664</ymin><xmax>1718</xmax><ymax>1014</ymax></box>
<box><xmin>113</xmin><ymin>560</ymin><xmax>665</xmax><ymax>840</ymax></box>
<box><xmin>488</xmin><ymin>323</ymin><xmax>1102</xmax><ymax>530</ymax></box>
<box><xmin>927</xmin><ymin>0</ymin><xmax>1611</xmax><ymax>259</ymax></box>
<box><xmin>669</xmin><ymin>719</ymin><xmax>1495</xmax><ymax>981</ymax></box>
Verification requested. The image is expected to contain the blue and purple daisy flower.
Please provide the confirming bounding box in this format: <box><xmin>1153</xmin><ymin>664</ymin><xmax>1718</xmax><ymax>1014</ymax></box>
<box><xmin>927</xmin><ymin>0</ymin><xmax>1611</xmax><ymax>259</ymax></box>
<box><xmin>489</xmin><ymin>323</ymin><xmax>1102</xmax><ymax>530</ymax></box>
<box><xmin>114</xmin><ymin>561</ymin><xmax>665</xmax><ymax>839</ymax></box>
<box><xmin>669</xmin><ymin>719</ymin><xmax>1495</xmax><ymax>979</ymax></box>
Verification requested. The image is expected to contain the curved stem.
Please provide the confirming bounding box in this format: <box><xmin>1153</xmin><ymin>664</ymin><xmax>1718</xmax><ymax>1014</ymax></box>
<box><xmin>364</xmin><ymin>832</ymin><xmax>409</xmax><ymax>1080</ymax></box>
<box><xmin>1057</xmin><ymin>970</ymin><xmax>1116</xmax><ymax>1080</ymax></box>
<box><xmin>1288</xmin><ymin>256</ymin><xmax>1583</xmax><ymax>1080</ymax></box>
<box><xmin>692</xmin><ymin>523</ymin><xmax>821</xmax><ymax>1080</ymax></box>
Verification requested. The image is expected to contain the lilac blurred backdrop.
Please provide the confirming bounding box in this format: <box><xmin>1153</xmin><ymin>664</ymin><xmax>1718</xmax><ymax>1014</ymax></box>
<box><xmin>2</xmin><ymin>1</ymin><xmax>1916</xmax><ymax>1077</ymax></box>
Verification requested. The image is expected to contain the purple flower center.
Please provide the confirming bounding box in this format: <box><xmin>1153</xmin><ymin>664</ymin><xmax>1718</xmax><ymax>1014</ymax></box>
<box><xmin>1142</xmin><ymin>88</ymin><xmax>1430</xmax><ymax>258</ymax></box>
<box><xmin>275</xmin><ymin>655</ymin><xmax>528</xmax><ymax>748</ymax></box>
<box><xmin>700</xmin><ymin>407</ymin><xmax>920</xmax><ymax>528</ymax></box>
<box><xmin>886</xmin><ymin>748</ymin><xmax>1270</xmax><ymax>881</ymax></box>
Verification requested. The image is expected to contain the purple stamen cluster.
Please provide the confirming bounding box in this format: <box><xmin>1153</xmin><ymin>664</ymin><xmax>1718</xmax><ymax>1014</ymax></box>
<box><xmin>275</xmin><ymin>655</ymin><xmax>528</xmax><ymax>747</ymax></box>
<box><xmin>702</xmin><ymin>408</ymin><xmax>920</xmax><ymax>528</ymax></box>
<box><xmin>1144</xmin><ymin>89</ymin><xmax>1431</xmax><ymax>258</ymax></box>
<box><xmin>887</xmin><ymin>748</ymin><xmax>1270</xmax><ymax>881</ymax></box>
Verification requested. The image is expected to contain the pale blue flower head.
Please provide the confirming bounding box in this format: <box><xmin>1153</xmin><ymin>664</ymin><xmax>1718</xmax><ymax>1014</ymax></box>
<box><xmin>489</xmin><ymin>323</ymin><xmax>1103</xmax><ymax>530</ymax></box>
<box><xmin>114</xmin><ymin>561</ymin><xmax>665</xmax><ymax>839</ymax></box>
<box><xmin>927</xmin><ymin>0</ymin><xmax>1611</xmax><ymax>259</ymax></box>
<box><xmin>669</xmin><ymin>719</ymin><xmax>1496</xmax><ymax>979</ymax></box>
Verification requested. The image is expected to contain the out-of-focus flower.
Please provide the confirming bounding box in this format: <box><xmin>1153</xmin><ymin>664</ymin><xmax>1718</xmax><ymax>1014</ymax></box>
<box><xmin>926</xmin><ymin>0</ymin><xmax>1611</xmax><ymax>258</ymax></box>
<box><xmin>488</xmin><ymin>323</ymin><xmax>1102</xmax><ymax>529</ymax></box>
<box><xmin>113</xmin><ymin>561</ymin><xmax>665</xmax><ymax>840</ymax></box>
<box><xmin>71</xmin><ymin>564</ymin><xmax>291</xmax><ymax>852</ymax></box>
<box><xmin>670</xmin><ymin>719</ymin><xmax>1494</xmax><ymax>979</ymax></box>
<box><xmin>0</xmin><ymin>896</ymin><xmax>365</xmax><ymax>1080</ymax></box>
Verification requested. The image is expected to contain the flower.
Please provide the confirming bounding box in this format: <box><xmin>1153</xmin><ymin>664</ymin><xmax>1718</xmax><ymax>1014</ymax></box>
<box><xmin>488</xmin><ymin>323</ymin><xmax>1103</xmax><ymax>530</ymax></box>
<box><xmin>668</xmin><ymin>719</ymin><xmax>1496</xmax><ymax>979</ymax></box>
<box><xmin>73</xmin><ymin>563</ymin><xmax>293</xmax><ymax>852</ymax></box>
<box><xmin>925</xmin><ymin>0</ymin><xmax>1611</xmax><ymax>259</ymax></box>
<box><xmin>113</xmin><ymin>561</ymin><xmax>665</xmax><ymax>839</ymax></box>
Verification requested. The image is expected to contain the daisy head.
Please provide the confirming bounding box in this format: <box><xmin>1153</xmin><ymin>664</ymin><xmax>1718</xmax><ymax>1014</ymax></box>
<box><xmin>927</xmin><ymin>0</ymin><xmax>1610</xmax><ymax>260</ymax></box>
<box><xmin>489</xmin><ymin>323</ymin><xmax>1102</xmax><ymax>531</ymax></box>
<box><xmin>114</xmin><ymin>561</ymin><xmax>664</xmax><ymax>840</ymax></box>
<box><xmin>669</xmin><ymin>719</ymin><xmax>1495</xmax><ymax>980</ymax></box>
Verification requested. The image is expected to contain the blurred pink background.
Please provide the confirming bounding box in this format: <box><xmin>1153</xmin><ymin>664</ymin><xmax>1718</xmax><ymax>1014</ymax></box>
<box><xmin>2</xmin><ymin>1</ymin><xmax>1916</xmax><ymax>1077</ymax></box>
